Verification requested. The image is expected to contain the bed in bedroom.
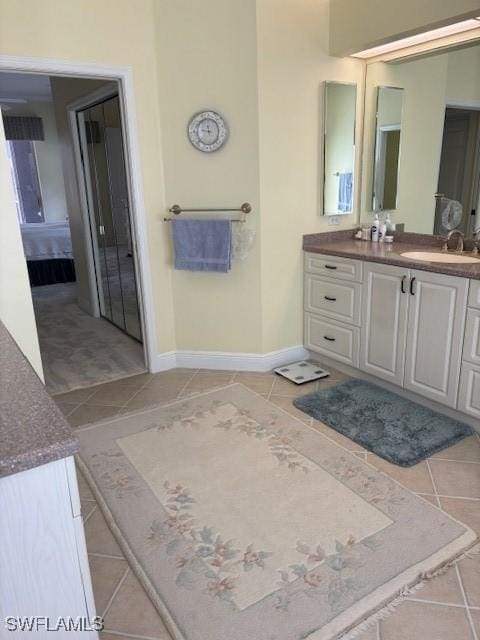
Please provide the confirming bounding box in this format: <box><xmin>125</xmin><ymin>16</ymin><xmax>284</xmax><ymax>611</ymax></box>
<box><xmin>20</xmin><ymin>222</ymin><xmax>76</xmax><ymax>287</ymax></box>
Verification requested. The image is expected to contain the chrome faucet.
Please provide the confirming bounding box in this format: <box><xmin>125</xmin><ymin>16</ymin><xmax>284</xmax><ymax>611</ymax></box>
<box><xmin>442</xmin><ymin>229</ymin><xmax>465</xmax><ymax>253</ymax></box>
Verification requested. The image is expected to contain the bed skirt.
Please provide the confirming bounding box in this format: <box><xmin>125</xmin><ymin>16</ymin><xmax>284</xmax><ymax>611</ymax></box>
<box><xmin>27</xmin><ymin>259</ymin><xmax>76</xmax><ymax>287</ymax></box>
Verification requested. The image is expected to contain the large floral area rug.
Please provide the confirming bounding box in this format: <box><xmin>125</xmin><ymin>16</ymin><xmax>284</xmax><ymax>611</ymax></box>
<box><xmin>77</xmin><ymin>384</ymin><xmax>476</xmax><ymax>640</ymax></box>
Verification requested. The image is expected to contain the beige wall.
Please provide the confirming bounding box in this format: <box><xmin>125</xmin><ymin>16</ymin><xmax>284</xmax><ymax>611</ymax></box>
<box><xmin>7</xmin><ymin>100</ymin><xmax>68</xmax><ymax>222</ymax></box>
<box><xmin>0</xmin><ymin>0</ymin><xmax>177</xmax><ymax>361</ymax></box>
<box><xmin>0</xmin><ymin>0</ymin><xmax>366</xmax><ymax>368</ymax></box>
<box><xmin>330</xmin><ymin>0</ymin><xmax>480</xmax><ymax>56</ymax></box>
<box><xmin>0</xmin><ymin>114</ymin><xmax>43</xmax><ymax>378</ymax></box>
<box><xmin>153</xmin><ymin>0</ymin><xmax>263</xmax><ymax>353</ymax></box>
<box><xmin>256</xmin><ymin>0</ymin><xmax>363</xmax><ymax>353</ymax></box>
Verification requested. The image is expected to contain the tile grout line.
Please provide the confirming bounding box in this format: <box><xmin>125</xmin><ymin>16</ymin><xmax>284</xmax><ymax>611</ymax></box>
<box><xmin>431</xmin><ymin>458</ymin><xmax>480</xmax><ymax>465</ymax></box>
<box><xmin>416</xmin><ymin>492</ymin><xmax>480</xmax><ymax>502</ymax></box>
<box><xmin>88</xmin><ymin>551</ymin><xmax>126</xmax><ymax>561</ymax></box>
<box><xmin>176</xmin><ymin>369</ymin><xmax>201</xmax><ymax>398</ymax></box>
<box><xmin>266</xmin><ymin>376</ymin><xmax>277</xmax><ymax>401</ymax></box>
<box><xmin>101</xmin><ymin>629</ymin><xmax>163</xmax><ymax>640</ymax></box>
<box><xmin>65</xmin><ymin>379</ymin><xmax>147</xmax><ymax>421</ymax></box>
<box><xmin>455</xmin><ymin>563</ymin><xmax>479</xmax><ymax>640</ymax></box>
<box><xmin>101</xmin><ymin>566</ymin><xmax>130</xmax><ymax>620</ymax></box>
<box><xmin>83</xmin><ymin>503</ymin><xmax>97</xmax><ymax>522</ymax></box>
<box><xmin>405</xmin><ymin>596</ymin><xmax>467</xmax><ymax>609</ymax></box>
<box><xmin>115</xmin><ymin>373</ymin><xmax>169</xmax><ymax>412</ymax></box>
<box><xmin>425</xmin><ymin>459</ymin><xmax>442</xmax><ymax>509</ymax></box>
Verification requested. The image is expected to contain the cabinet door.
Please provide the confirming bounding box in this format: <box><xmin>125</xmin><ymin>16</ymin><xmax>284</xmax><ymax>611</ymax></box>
<box><xmin>458</xmin><ymin>362</ymin><xmax>480</xmax><ymax>418</ymax></box>
<box><xmin>360</xmin><ymin>262</ymin><xmax>409</xmax><ymax>386</ymax></box>
<box><xmin>404</xmin><ymin>270</ymin><xmax>468</xmax><ymax>407</ymax></box>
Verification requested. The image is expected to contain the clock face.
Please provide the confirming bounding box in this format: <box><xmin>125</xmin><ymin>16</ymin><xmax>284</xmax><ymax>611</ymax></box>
<box><xmin>188</xmin><ymin>111</ymin><xmax>228</xmax><ymax>152</ymax></box>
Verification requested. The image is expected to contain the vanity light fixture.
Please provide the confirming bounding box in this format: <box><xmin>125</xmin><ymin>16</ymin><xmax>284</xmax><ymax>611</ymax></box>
<box><xmin>351</xmin><ymin>17</ymin><xmax>480</xmax><ymax>60</ymax></box>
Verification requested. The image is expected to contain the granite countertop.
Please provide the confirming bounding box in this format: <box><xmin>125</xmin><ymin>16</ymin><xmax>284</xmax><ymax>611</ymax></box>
<box><xmin>0</xmin><ymin>321</ymin><xmax>78</xmax><ymax>479</ymax></box>
<box><xmin>303</xmin><ymin>230</ymin><xmax>480</xmax><ymax>280</ymax></box>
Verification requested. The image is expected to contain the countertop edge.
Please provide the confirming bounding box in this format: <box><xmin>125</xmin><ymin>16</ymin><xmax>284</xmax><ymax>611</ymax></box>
<box><xmin>0</xmin><ymin>437</ymin><xmax>80</xmax><ymax>480</ymax></box>
<box><xmin>303</xmin><ymin>241</ymin><xmax>480</xmax><ymax>280</ymax></box>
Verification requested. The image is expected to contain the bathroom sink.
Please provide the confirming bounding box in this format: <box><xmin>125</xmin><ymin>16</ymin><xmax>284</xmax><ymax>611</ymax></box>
<box><xmin>400</xmin><ymin>251</ymin><xmax>480</xmax><ymax>264</ymax></box>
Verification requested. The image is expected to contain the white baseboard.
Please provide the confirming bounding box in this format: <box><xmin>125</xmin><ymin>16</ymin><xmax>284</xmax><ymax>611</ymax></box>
<box><xmin>151</xmin><ymin>345</ymin><xmax>309</xmax><ymax>373</ymax></box>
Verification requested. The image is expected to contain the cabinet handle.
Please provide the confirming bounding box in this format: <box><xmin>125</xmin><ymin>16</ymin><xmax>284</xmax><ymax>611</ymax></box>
<box><xmin>323</xmin><ymin>335</ymin><xmax>336</xmax><ymax>342</ymax></box>
<box><xmin>410</xmin><ymin>277</ymin><xmax>416</xmax><ymax>295</ymax></box>
<box><xmin>324</xmin><ymin>295</ymin><xmax>337</xmax><ymax>302</ymax></box>
<box><xmin>400</xmin><ymin>275</ymin><xmax>407</xmax><ymax>294</ymax></box>
<box><xmin>324</xmin><ymin>264</ymin><xmax>337</xmax><ymax>270</ymax></box>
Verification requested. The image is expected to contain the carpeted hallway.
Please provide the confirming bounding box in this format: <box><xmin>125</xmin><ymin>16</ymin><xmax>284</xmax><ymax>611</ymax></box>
<box><xmin>32</xmin><ymin>282</ymin><xmax>145</xmax><ymax>395</ymax></box>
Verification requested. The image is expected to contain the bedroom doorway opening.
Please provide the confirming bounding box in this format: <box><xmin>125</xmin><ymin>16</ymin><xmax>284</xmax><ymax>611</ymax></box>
<box><xmin>0</xmin><ymin>70</ymin><xmax>147</xmax><ymax>395</ymax></box>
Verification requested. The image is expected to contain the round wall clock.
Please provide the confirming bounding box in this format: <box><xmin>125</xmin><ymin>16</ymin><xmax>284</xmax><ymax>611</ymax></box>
<box><xmin>187</xmin><ymin>110</ymin><xmax>228</xmax><ymax>153</ymax></box>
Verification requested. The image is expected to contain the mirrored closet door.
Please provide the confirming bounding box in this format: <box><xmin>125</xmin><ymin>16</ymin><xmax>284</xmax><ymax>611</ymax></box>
<box><xmin>77</xmin><ymin>94</ymin><xmax>142</xmax><ymax>342</ymax></box>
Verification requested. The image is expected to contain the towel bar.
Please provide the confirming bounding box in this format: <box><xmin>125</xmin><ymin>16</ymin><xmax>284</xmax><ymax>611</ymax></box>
<box><xmin>163</xmin><ymin>202</ymin><xmax>251</xmax><ymax>222</ymax></box>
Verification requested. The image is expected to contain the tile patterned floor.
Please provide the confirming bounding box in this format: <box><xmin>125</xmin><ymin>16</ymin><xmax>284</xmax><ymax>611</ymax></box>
<box><xmin>55</xmin><ymin>368</ymin><xmax>480</xmax><ymax>640</ymax></box>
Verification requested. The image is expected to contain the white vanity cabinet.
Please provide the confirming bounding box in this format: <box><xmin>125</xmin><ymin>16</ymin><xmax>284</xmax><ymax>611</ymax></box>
<box><xmin>458</xmin><ymin>281</ymin><xmax>480</xmax><ymax>418</ymax></box>
<box><xmin>404</xmin><ymin>269</ymin><xmax>468</xmax><ymax>407</ymax></box>
<box><xmin>360</xmin><ymin>262</ymin><xmax>408</xmax><ymax>386</ymax></box>
<box><xmin>304</xmin><ymin>254</ymin><xmax>362</xmax><ymax>367</ymax></box>
<box><xmin>304</xmin><ymin>252</ymin><xmax>474</xmax><ymax>416</ymax></box>
<box><xmin>0</xmin><ymin>457</ymin><xmax>98</xmax><ymax>638</ymax></box>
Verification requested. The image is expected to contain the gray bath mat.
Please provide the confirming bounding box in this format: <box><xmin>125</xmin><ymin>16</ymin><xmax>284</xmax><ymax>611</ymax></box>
<box><xmin>293</xmin><ymin>379</ymin><xmax>473</xmax><ymax>467</ymax></box>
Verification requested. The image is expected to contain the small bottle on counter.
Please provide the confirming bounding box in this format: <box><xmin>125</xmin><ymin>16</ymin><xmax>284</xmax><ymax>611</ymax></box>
<box><xmin>361</xmin><ymin>224</ymin><xmax>371</xmax><ymax>241</ymax></box>
<box><xmin>371</xmin><ymin>214</ymin><xmax>380</xmax><ymax>242</ymax></box>
<box><xmin>379</xmin><ymin>219</ymin><xmax>387</xmax><ymax>242</ymax></box>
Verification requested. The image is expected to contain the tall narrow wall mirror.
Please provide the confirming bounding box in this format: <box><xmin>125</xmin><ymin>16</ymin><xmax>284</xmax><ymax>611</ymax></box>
<box><xmin>323</xmin><ymin>81</ymin><xmax>356</xmax><ymax>216</ymax></box>
<box><xmin>372</xmin><ymin>87</ymin><xmax>404</xmax><ymax>212</ymax></box>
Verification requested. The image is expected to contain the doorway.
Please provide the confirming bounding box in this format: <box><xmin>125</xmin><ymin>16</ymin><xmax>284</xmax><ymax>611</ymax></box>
<box><xmin>434</xmin><ymin>107</ymin><xmax>480</xmax><ymax>235</ymax></box>
<box><xmin>1</xmin><ymin>67</ymin><xmax>152</xmax><ymax>394</ymax></box>
<box><xmin>76</xmin><ymin>93</ymin><xmax>142</xmax><ymax>342</ymax></box>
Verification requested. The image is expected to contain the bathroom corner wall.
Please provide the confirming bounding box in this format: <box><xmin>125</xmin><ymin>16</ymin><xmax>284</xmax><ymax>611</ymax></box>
<box><xmin>256</xmin><ymin>0</ymin><xmax>364</xmax><ymax>353</ymax></box>
<box><xmin>153</xmin><ymin>0</ymin><xmax>263</xmax><ymax>353</ymax></box>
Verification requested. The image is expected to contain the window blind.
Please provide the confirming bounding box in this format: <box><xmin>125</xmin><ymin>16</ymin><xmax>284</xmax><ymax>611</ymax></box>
<box><xmin>3</xmin><ymin>116</ymin><xmax>45</xmax><ymax>141</ymax></box>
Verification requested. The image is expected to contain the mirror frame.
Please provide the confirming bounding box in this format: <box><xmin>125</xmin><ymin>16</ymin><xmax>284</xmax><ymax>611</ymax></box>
<box><xmin>322</xmin><ymin>80</ymin><xmax>357</xmax><ymax>217</ymax></box>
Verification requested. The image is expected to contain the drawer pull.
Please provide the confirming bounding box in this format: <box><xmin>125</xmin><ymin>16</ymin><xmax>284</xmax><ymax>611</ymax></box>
<box><xmin>324</xmin><ymin>295</ymin><xmax>337</xmax><ymax>302</ymax></box>
<box><xmin>323</xmin><ymin>335</ymin><xmax>336</xmax><ymax>342</ymax></box>
<box><xmin>325</xmin><ymin>264</ymin><xmax>337</xmax><ymax>270</ymax></box>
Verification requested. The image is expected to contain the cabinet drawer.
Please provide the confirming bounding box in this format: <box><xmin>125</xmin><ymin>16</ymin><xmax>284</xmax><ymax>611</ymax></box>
<box><xmin>468</xmin><ymin>280</ymin><xmax>480</xmax><ymax>310</ymax></box>
<box><xmin>304</xmin><ymin>252</ymin><xmax>363</xmax><ymax>283</ymax></box>
<box><xmin>304</xmin><ymin>274</ymin><xmax>361</xmax><ymax>325</ymax></box>
<box><xmin>458</xmin><ymin>362</ymin><xmax>480</xmax><ymax>418</ymax></box>
<box><xmin>305</xmin><ymin>313</ymin><xmax>359</xmax><ymax>367</ymax></box>
<box><xmin>463</xmin><ymin>308</ymin><xmax>480</xmax><ymax>366</ymax></box>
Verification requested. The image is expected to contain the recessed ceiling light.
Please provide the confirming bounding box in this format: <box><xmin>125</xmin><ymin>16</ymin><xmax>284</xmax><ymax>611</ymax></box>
<box><xmin>351</xmin><ymin>18</ymin><xmax>480</xmax><ymax>59</ymax></box>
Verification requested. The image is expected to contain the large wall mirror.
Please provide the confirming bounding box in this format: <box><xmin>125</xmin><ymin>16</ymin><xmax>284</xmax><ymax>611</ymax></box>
<box><xmin>323</xmin><ymin>81</ymin><xmax>356</xmax><ymax>216</ymax></box>
<box><xmin>361</xmin><ymin>41</ymin><xmax>480</xmax><ymax>237</ymax></box>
